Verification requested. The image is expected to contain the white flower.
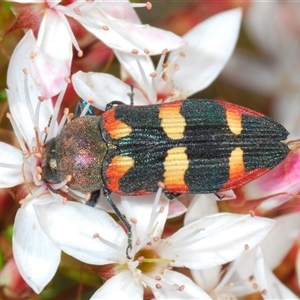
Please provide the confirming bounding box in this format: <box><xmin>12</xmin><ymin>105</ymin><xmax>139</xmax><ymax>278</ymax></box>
<box><xmin>11</xmin><ymin>0</ymin><xmax>73</xmax><ymax>98</ymax></box>
<box><xmin>33</xmin><ymin>188</ymin><xmax>275</xmax><ymax>299</ymax></box>
<box><xmin>1</xmin><ymin>30</ymin><xmax>78</xmax><ymax>293</ymax></box>
<box><xmin>187</xmin><ymin>195</ymin><xmax>300</xmax><ymax>299</ymax></box>
<box><xmin>11</xmin><ymin>0</ymin><xmax>185</xmax><ymax>99</ymax></box>
<box><xmin>222</xmin><ymin>2</ymin><xmax>300</xmax><ymax>138</ymax></box>
<box><xmin>72</xmin><ymin>8</ymin><xmax>242</xmax><ymax>110</ymax></box>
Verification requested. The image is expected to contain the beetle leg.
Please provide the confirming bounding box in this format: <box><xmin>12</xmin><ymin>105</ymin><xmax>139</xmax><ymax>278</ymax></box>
<box><xmin>106</xmin><ymin>87</ymin><xmax>134</xmax><ymax>110</ymax></box>
<box><xmin>127</xmin><ymin>85</ymin><xmax>134</xmax><ymax>105</ymax></box>
<box><xmin>105</xmin><ymin>101</ymin><xmax>126</xmax><ymax>111</ymax></box>
<box><xmin>103</xmin><ymin>187</ymin><xmax>133</xmax><ymax>259</ymax></box>
<box><xmin>214</xmin><ymin>193</ymin><xmax>224</xmax><ymax>200</ymax></box>
<box><xmin>85</xmin><ymin>190</ymin><xmax>100</xmax><ymax>207</ymax></box>
<box><xmin>164</xmin><ymin>191</ymin><xmax>182</xmax><ymax>200</ymax></box>
<box><xmin>75</xmin><ymin>100</ymin><xmax>95</xmax><ymax>118</ymax></box>
<box><xmin>43</xmin><ymin>116</ymin><xmax>53</xmax><ymax>143</ymax></box>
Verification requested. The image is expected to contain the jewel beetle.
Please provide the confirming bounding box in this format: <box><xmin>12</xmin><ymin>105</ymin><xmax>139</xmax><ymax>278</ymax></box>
<box><xmin>42</xmin><ymin>98</ymin><xmax>290</xmax><ymax>258</ymax></box>
<box><xmin>42</xmin><ymin>98</ymin><xmax>290</xmax><ymax>200</ymax></box>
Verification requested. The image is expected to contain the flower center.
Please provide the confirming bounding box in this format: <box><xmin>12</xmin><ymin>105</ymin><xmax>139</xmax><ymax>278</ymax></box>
<box><xmin>134</xmin><ymin>244</ymin><xmax>173</xmax><ymax>276</ymax></box>
<box><xmin>135</xmin><ymin>248</ymin><xmax>160</xmax><ymax>273</ymax></box>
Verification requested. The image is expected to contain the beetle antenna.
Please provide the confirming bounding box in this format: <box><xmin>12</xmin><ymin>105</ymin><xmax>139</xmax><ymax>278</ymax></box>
<box><xmin>44</xmin><ymin>179</ymin><xmax>58</xmax><ymax>194</ymax></box>
<box><xmin>43</xmin><ymin>115</ymin><xmax>52</xmax><ymax>144</ymax></box>
<box><xmin>103</xmin><ymin>188</ymin><xmax>133</xmax><ymax>259</ymax></box>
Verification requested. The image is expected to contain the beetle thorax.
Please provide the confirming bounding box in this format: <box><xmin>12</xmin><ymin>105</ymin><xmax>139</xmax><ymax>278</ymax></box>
<box><xmin>55</xmin><ymin>115</ymin><xmax>107</xmax><ymax>193</ymax></box>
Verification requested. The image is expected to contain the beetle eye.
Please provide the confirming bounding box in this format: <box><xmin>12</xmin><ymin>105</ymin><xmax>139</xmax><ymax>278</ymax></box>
<box><xmin>42</xmin><ymin>138</ymin><xmax>60</xmax><ymax>183</ymax></box>
<box><xmin>42</xmin><ymin>161</ymin><xmax>57</xmax><ymax>182</ymax></box>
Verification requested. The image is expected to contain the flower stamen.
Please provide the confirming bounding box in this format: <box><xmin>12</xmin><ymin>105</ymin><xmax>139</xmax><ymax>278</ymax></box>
<box><xmin>134</xmin><ymin>57</ymin><xmax>156</xmax><ymax>102</ymax></box>
<box><xmin>78</xmin><ymin>101</ymin><xmax>92</xmax><ymax>117</ymax></box>
<box><xmin>21</xmin><ymin>185</ymin><xmax>48</xmax><ymax>202</ymax></box>
<box><xmin>261</xmin><ymin>289</ymin><xmax>267</xmax><ymax>295</ymax></box>
<box><xmin>146</xmin><ymin>2</ymin><xmax>152</xmax><ymax>10</ymax></box>
<box><xmin>0</xmin><ymin>163</ymin><xmax>21</xmax><ymax>169</ymax></box>
<box><xmin>130</xmin><ymin>217</ymin><xmax>137</xmax><ymax>224</ymax></box>
<box><xmin>145</xmin><ymin>187</ymin><xmax>163</xmax><ymax>235</ymax></box>
<box><xmin>34</xmin><ymin>126</ymin><xmax>43</xmax><ymax>154</ymax></box>
<box><xmin>49</xmin><ymin>178</ymin><xmax>70</xmax><ymax>190</ymax></box>
<box><xmin>47</xmin><ymin>80</ymin><xmax>68</xmax><ymax>142</ymax></box>
<box><xmin>93</xmin><ymin>232</ymin><xmax>124</xmax><ymax>253</ymax></box>
<box><xmin>155</xmin><ymin>51</ymin><xmax>167</xmax><ymax>80</ymax></box>
<box><xmin>143</xmin><ymin>273</ymin><xmax>187</xmax><ymax>293</ymax></box>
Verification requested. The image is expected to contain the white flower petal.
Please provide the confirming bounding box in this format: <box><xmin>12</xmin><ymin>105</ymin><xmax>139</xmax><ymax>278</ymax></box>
<box><xmin>162</xmin><ymin>213</ymin><xmax>274</xmax><ymax>269</ymax></box>
<box><xmin>254</xmin><ymin>247</ymin><xmax>298</xmax><ymax>299</ymax></box>
<box><xmin>169</xmin><ymin>8</ymin><xmax>242</xmax><ymax>98</ymax></box>
<box><xmin>168</xmin><ymin>199</ymin><xmax>187</xmax><ymax>218</ymax></box>
<box><xmin>260</xmin><ymin>212</ymin><xmax>300</xmax><ymax>270</ymax></box>
<box><xmin>184</xmin><ymin>194</ymin><xmax>219</xmax><ymax>226</ymax></box>
<box><xmin>255</xmin><ymin>253</ymin><xmax>299</xmax><ymax>299</ymax></box>
<box><xmin>115</xmin><ymin>50</ymin><xmax>156</xmax><ymax>102</ymax></box>
<box><xmin>91</xmin><ymin>270</ymin><xmax>143</xmax><ymax>300</ymax></box>
<box><xmin>190</xmin><ymin>266</ymin><xmax>222</xmax><ymax>291</ymax></box>
<box><xmin>151</xmin><ymin>270</ymin><xmax>212</xmax><ymax>299</ymax></box>
<box><xmin>12</xmin><ymin>199</ymin><xmax>61</xmax><ymax>294</ymax></box>
<box><xmin>97</xmin><ymin>1</ymin><xmax>141</xmax><ymax>24</ymax></box>
<box><xmin>224</xmin><ymin>279</ymin><xmax>254</xmax><ymax>297</ymax></box>
<box><xmin>96</xmin><ymin>192</ymin><xmax>184</xmax><ymax>220</ymax></box>
<box><xmin>95</xmin><ymin>192</ymin><xmax>121</xmax><ymax>213</ymax></box>
<box><xmin>72</xmin><ymin>71</ymin><xmax>147</xmax><ymax>110</ymax></box>
<box><xmin>245</xmin><ymin>1</ymin><xmax>292</xmax><ymax>60</ymax></box>
<box><xmin>34</xmin><ymin>201</ymin><xmax>127</xmax><ymax>264</ymax></box>
<box><xmin>77</xmin><ymin>13</ymin><xmax>185</xmax><ymax>54</ymax></box>
<box><xmin>121</xmin><ymin>192</ymin><xmax>169</xmax><ymax>238</ymax></box>
<box><xmin>0</xmin><ymin>143</ymin><xmax>23</xmax><ymax>187</ymax></box>
<box><xmin>253</xmin><ymin>247</ymin><xmax>268</xmax><ymax>297</ymax></box>
<box><xmin>222</xmin><ymin>248</ymin><xmax>259</xmax><ymax>297</ymax></box>
<box><xmin>265</xmin><ymin>269</ymin><xmax>298</xmax><ymax>299</ymax></box>
<box><xmin>219</xmin><ymin>247</ymin><xmax>256</xmax><ymax>293</ymax></box>
<box><xmin>47</xmin><ymin>0</ymin><xmax>61</xmax><ymax>8</ymax></box>
<box><xmin>29</xmin><ymin>9</ymin><xmax>72</xmax><ymax>98</ymax></box>
<box><xmin>218</xmin><ymin>242</ymin><xmax>298</xmax><ymax>298</ymax></box>
<box><xmin>7</xmin><ymin>30</ymin><xmax>53</xmax><ymax>143</ymax></box>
